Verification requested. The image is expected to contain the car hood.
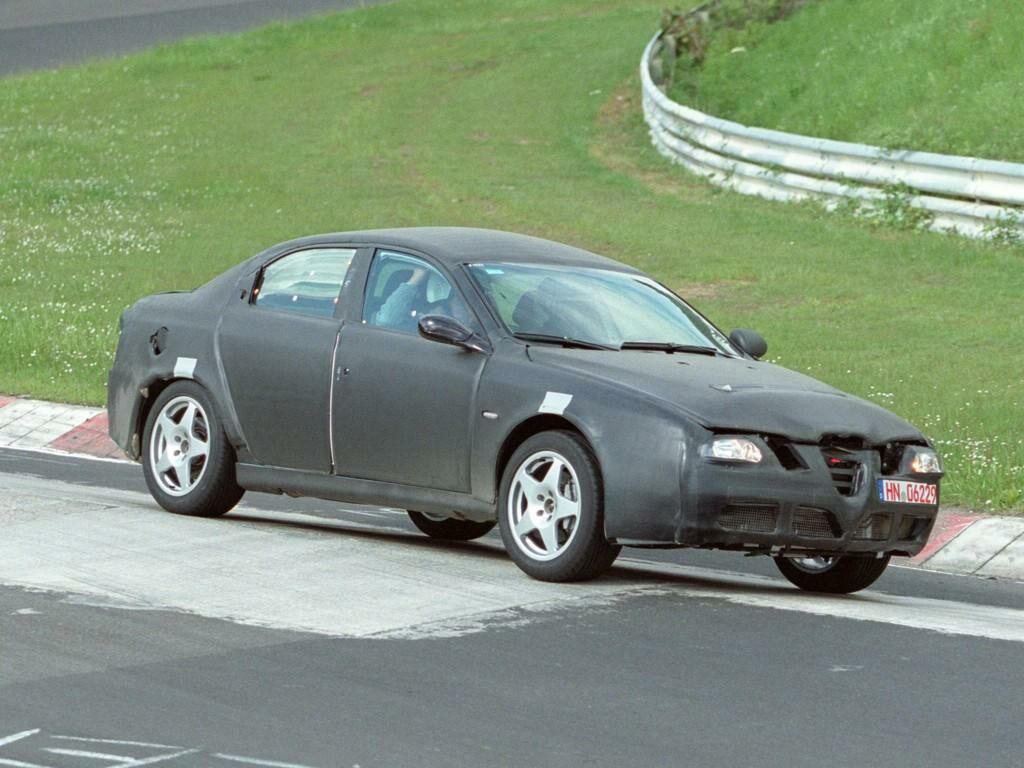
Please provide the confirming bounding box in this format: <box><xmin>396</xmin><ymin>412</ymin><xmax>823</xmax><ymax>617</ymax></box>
<box><xmin>529</xmin><ymin>348</ymin><xmax>922</xmax><ymax>444</ymax></box>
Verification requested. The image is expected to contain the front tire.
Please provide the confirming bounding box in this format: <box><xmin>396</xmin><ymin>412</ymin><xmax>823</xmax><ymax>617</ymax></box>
<box><xmin>142</xmin><ymin>381</ymin><xmax>243</xmax><ymax>517</ymax></box>
<box><xmin>498</xmin><ymin>430</ymin><xmax>620</xmax><ymax>582</ymax></box>
<box><xmin>774</xmin><ymin>554</ymin><xmax>890</xmax><ymax>594</ymax></box>
<box><xmin>407</xmin><ymin>510</ymin><xmax>495</xmax><ymax>541</ymax></box>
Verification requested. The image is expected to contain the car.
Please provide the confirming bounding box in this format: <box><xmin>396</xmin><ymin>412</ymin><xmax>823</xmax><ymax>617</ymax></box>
<box><xmin>108</xmin><ymin>227</ymin><xmax>943</xmax><ymax>591</ymax></box>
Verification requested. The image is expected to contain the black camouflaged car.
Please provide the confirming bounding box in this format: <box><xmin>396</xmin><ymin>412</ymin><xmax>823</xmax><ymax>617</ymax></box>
<box><xmin>108</xmin><ymin>227</ymin><xmax>943</xmax><ymax>590</ymax></box>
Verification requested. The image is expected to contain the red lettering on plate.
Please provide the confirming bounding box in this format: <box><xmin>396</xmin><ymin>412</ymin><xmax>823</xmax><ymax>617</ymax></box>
<box><xmin>887</xmin><ymin>480</ymin><xmax>900</xmax><ymax>502</ymax></box>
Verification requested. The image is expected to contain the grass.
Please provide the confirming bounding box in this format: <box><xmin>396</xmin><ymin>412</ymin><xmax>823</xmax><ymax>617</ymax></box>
<box><xmin>0</xmin><ymin>0</ymin><xmax>1021</xmax><ymax>511</ymax></box>
<box><xmin>669</xmin><ymin>0</ymin><xmax>1024</xmax><ymax>162</ymax></box>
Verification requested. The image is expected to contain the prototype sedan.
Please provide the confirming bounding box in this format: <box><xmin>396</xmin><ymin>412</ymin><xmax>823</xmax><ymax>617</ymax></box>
<box><xmin>108</xmin><ymin>227</ymin><xmax>943</xmax><ymax>590</ymax></box>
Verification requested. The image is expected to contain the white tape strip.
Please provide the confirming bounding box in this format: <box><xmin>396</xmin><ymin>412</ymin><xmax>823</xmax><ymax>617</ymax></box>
<box><xmin>173</xmin><ymin>356</ymin><xmax>197</xmax><ymax>379</ymax></box>
<box><xmin>538</xmin><ymin>391</ymin><xmax>573</xmax><ymax>415</ymax></box>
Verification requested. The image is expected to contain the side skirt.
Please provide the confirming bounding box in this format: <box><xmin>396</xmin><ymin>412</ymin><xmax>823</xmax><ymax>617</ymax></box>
<box><xmin>236</xmin><ymin>464</ymin><xmax>496</xmax><ymax>522</ymax></box>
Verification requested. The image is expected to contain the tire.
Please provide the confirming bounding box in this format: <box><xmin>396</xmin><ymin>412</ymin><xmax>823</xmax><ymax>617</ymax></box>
<box><xmin>407</xmin><ymin>510</ymin><xmax>496</xmax><ymax>541</ymax></box>
<box><xmin>773</xmin><ymin>554</ymin><xmax>890</xmax><ymax>594</ymax></box>
<box><xmin>142</xmin><ymin>380</ymin><xmax>244</xmax><ymax>517</ymax></box>
<box><xmin>497</xmin><ymin>430</ymin><xmax>620</xmax><ymax>582</ymax></box>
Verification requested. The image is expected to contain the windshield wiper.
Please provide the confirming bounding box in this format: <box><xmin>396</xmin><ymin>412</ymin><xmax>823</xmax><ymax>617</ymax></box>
<box><xmin>620</xmin><ymin>341</ymin><xmax>719</xmax><ymax>356</ymax></box>
<box><xmin>513</xmin><ymin>333</ymin><xmax>617</xmax><ymax>351</ymax></box>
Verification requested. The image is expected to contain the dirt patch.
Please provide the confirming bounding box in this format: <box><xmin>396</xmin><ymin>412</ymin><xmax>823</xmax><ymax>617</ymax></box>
<box><xmin>590</xmin><ymin>77</ymin><xmax>711</xmax><ymax>200</ymax></box>
<box><xmin>672</xmin><ymin>279</ymin><xmax>754</xmax><ymax>300</ymax></box>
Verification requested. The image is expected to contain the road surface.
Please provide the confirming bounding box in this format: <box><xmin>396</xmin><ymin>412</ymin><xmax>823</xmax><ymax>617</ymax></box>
<box><xmin>1</xmin><ymin>448</ymin><xmax>1022</xmax><ymax>768</ymax></box>
<box><xmin>0</xmin><ymin>0</ymin><xmax>377</xmax><ymax>76</ymax></box>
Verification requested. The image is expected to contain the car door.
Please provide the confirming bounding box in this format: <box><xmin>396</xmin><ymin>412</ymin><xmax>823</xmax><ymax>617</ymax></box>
<box><xmin>332</xmin><ymin>249</ymin><xmax>487</xmax><ymax>492</ymax></box>
<box><xmin>218</xmin><ymin>246</ymin><xmax>361</xmax><ymax>472</ymax></box>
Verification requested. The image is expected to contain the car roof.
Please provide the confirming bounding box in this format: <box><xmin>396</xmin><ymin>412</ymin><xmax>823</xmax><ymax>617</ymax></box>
<box><xmin>280</xmin><ymin>227</ymin><xmax>640</xmax><ymax>272</ymax></box>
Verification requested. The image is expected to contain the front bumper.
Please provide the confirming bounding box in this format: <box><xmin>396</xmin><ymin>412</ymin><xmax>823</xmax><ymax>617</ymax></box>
<box><xmin>676</xmin><ymin>441</ymin><xmax>940</xmax><ymax>557</ymax></box>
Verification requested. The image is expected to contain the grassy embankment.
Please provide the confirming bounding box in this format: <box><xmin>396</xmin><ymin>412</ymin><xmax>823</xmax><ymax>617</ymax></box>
<box><xmin>0</xmin><ymin>0</ymin><xmax>1020</xmax><ymax>509</ymax></box>
<box><xmin>669</xmin><ymin>0</ymin><xmax>1024</xmax><ymax>162</ymax></box>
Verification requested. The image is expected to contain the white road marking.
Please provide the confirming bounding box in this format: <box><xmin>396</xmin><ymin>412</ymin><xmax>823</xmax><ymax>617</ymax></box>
<box><xmin>3</xmin><ymin>730</ymin><xmax>320</xmax><ymax>768</ymax></box>
<box><xmin>42</xmin><ymin>748</ymin><xmax>136</xmax><ymax>761</ymax></box>
<box><xmin>0</xmin><ymin>759</ymin><xmax>55</xmax><ymax>768</ymax></box>
<box><xmin>50</xmin><ymin>737</ymin><xmax>183</xmax><ymax>750</ymax></box>
<box><xmin>0</xmin><ymin>731</ymin><xmax>40</xmax><ymax>749</ymax></box>
<box><xmin>213</xmin><ymin>753</ymin><xmax>319</xmax><ymax>768</ymax></box>
<box><xmin>116</xmin><ymin>750</ymin><xmax>197</xmax><ymax>767</ymax></box>
<box><xmin>1</xmin><ymin>473</ymin><xmax>1022</xmax><ymax>643</ymax></box>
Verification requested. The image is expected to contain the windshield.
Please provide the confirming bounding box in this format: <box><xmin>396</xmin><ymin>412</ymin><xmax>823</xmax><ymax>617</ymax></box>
<box><xmin>466</xmin><ymin>262</ymin><xmax>738</xmax><ymax>354</ymax></box>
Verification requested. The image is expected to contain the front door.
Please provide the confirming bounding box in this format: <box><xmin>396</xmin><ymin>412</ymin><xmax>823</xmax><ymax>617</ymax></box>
<box><xmin>218</xmin><ymin>246</ymin><xmax>358</xmax><ymax>472</ymax></box>
<box><xmin>332</xmin><ymin>250</ymin><xmax>487</xmax><ymax>491</ymax></box>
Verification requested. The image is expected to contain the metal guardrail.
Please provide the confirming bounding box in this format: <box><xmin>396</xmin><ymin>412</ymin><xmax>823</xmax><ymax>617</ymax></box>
<box><xmin>641</xmin><ymin>34</ymin><xmax>1024</xmax><ymax>239</ymax></box>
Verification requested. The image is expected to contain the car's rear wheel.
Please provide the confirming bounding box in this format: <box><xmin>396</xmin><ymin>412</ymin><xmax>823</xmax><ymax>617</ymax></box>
<box><xmin>142</xmin><ymin>381</ymin><xmax>243</xmax><ymax>517</ymax></box>
<box><xmin>407</xmin><ymin>510</ymin><xmax>495</xmax><ymax>541</ymax></box>
<box><xmin>498</xmin><ymin>430</ymin><xmax>620</xmax><ymax>582</ymax></box>
<box><xmin>773</xmin><ymin>554</ymin><xmax>890</xmax><ymax>594</ymax></box>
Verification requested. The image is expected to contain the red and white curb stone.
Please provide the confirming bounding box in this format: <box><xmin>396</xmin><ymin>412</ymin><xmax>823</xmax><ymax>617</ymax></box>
<box><xmin>0</xmin><ymin>396</ymin><xmax>125</xmax><ymax>460</ymax></box>
<box><xmin>0</xmin><ymin>396</ymin><xmax>1021</xmax><ymax>581</ymax></box>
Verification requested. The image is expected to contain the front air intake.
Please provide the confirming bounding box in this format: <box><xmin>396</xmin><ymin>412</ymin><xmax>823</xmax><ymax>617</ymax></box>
<box><xmin>792</xmin><ymin>507</ymin><xmax>839</xmax><ymax>538</ymax></box>
<box><xmin>854</xmin><ymin>514</ymin><xmax>891</xmax><ymax>541</ymax></box>
<box><xmin>719</xmin><ymin>503</ymin><xmax>779</xmax><ymax>534</ymax></box>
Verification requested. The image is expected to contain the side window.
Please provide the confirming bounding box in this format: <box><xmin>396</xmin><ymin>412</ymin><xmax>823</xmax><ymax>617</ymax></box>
<box><xmin>254</xmin><ymin>248</ymin><xmax>356</xmax><ymax>318</ymax></box>
<box><xmin>363</xmin><ymin>251</ymin><xmax>475</xmax><ymax>333</ymax></box>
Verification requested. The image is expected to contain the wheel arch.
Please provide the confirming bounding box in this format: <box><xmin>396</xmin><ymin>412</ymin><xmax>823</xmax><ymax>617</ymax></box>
<box><xmin>133</xmin><ymin>375</ymin><xmax>230</xmax><ymax>459</ymax></box>
<box><xmin>494</xmin><ymin>414</ymin><xmax>602</xmax><ymax>500</ymax></box>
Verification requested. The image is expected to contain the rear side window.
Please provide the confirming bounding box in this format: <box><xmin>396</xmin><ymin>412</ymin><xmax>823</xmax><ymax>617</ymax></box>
<box><xmin>254</xmin><ymin>248</ymin><xmax>356</xmax><ymax>318</ymax></box>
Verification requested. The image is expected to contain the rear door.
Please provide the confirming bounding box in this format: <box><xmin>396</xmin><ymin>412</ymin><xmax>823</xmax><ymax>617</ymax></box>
<box><xmin>218</xmin><ymin>246</ymin><xmax>362</xmax><ymax>472</ymax></box>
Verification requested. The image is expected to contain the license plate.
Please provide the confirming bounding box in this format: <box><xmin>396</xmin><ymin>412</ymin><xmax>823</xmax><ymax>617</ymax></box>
<box><xmin>877</xmin><ymin>479</ymin><xmax>937</xmax><ymax>505</ymax></box>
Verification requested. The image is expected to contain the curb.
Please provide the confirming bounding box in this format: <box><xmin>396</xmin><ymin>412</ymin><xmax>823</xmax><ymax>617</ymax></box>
<box><xmin>0</xmin><ymin>397</ymin><xmax>123</xmax><ymax>459</ymax></box>
<box><xmin>0</xmin><ymin>396</ymin><xmax>1021</xmax><ymax>582</ymax></box>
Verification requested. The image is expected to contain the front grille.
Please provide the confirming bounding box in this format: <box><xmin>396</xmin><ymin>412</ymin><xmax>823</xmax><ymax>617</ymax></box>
<box><xmin>821</xmin><ymin>449</ymin><xmax>862</xmax><ymax>496</ymax></box>
<box><xmin>719</xmin><ymin>503</ymin><xmax>779</xmax><ymax>534</ymax></box>
<box><xmin>854</xmin><ymin>514</ymin><xmax>891</xmax><ymax>541</ymax></box>
<box><xmin>792</xmin><ymin>507</ymin><xmax>838</xmax><ymax>538</ymax></box>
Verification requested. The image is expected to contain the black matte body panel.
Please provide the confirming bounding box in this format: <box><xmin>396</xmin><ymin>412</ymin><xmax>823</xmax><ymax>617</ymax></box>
<box><xmin>108</xmin><ymin>228</ymin><xmax>942</xmax><ymax>556</ymax></box>
<box><xmin>333</xmin><ymin>322</ymin><xmax>485</xmax><ymax>491</ymax></box>
<box><xmin>218</xmin><ymin>302</ymin><xmax>338</xmax><ymax>472</ymax></box>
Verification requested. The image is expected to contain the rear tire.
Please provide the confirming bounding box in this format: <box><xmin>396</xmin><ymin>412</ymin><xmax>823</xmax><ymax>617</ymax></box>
<box><xmin>774</xmin><ymin>554</ymin><xmax>890</xmax><ymax>594</ymax></box>
<box><xmin>407</xmin><ymin>510</ymin><xmax>495</xmax><ymax>541</ymax></box>
<box><xmin>142</xmin><ymin>381</ymin><xmax>243</xmax><ymax>517</ymax></box>
<box><xmin>498</xmin><ymin>430</ymin><xmax>620</xmax><ymax>582</ymax></box>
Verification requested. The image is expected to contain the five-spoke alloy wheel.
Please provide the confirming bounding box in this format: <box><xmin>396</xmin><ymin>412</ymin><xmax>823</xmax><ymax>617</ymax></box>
<box><xmin>498</xmin><ymin>430</ymin><xmax>619</xmax><ymax>582</ymax></box>
<box><xmin>142</xmin><ymin>381</ymin><xmax>243</xmax><ymax>517</ymax></box>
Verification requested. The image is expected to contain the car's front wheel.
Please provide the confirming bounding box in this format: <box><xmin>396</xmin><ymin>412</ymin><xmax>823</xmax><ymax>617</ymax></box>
<box><xmin>407</xmin><ymin>510</ymin><xmax>495</xmax><ymax>541</ymax></box>
<box><xmin>773</xmin><ymin>554</ymin><xmax>890</xmax><ymax>594</ymax></box>
<box><xmin>498</xmin><ymin>430</ymin><xmax>620</xmax><ymax>582</ymax></box>
<box><xmin>142</xmin><ymin>381</ymin><xmax>244</xmax><ymax>517</ymax></box>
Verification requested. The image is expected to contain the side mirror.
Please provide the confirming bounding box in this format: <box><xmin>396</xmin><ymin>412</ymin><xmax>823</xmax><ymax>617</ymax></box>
<box><xmin>418</xmin><ymin>315</ymin><xmax>489</xmax><ymax>353</ymax></box>
<box><xmin>729</xmin><ymin>328</ymin><xmax>767</xmax><ymax>359</ymax></box>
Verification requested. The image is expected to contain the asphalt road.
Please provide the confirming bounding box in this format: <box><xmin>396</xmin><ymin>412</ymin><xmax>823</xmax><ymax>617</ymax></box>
<box><xmin>0</xmin><ymin>0</ymin><xmax>378</xmax><ymax>76</ymax></box>
<box><xmin>1</xmin><ymin>447</ymin><xmax>1023</xmax><ymax>768</ymax></box>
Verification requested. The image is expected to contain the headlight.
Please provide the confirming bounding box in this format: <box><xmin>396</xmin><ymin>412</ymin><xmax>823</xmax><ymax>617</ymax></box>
<box><xmin>705</xmin><ymin>437</ymin><xmax>763</xmax><ymax>463</ymax></box>
<box><xmin>904</xmin><ymin>446</ymin><xmax>943</xmax><ymax>475</ymax></box>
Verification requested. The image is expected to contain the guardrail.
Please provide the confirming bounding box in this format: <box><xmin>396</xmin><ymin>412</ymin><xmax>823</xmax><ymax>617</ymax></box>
<box><xmin>641</xmin><ymin>33</ymin><xmax>1024</xmax><ymax>240</ymax></box>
